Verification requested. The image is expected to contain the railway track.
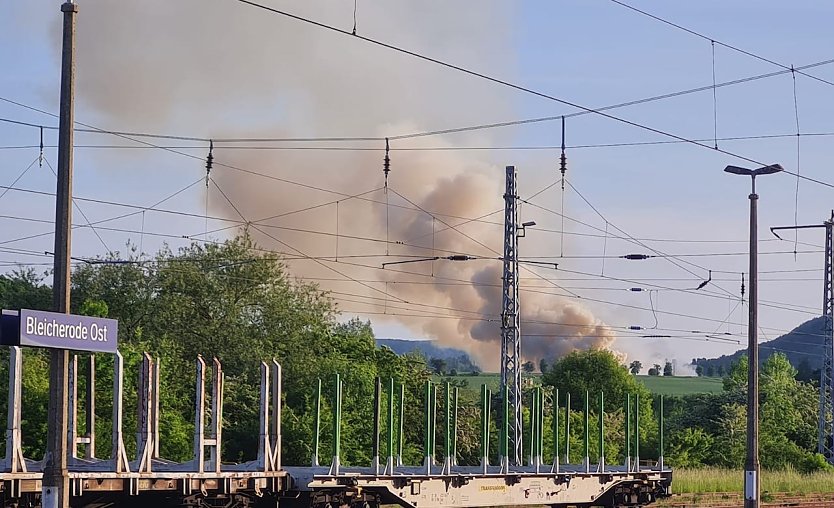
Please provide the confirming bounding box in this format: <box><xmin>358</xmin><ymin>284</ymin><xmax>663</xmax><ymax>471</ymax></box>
<box><xmin>657</xmin><ymin>493</ymin><xmax>834</xmax><ymax>507</ymax></box>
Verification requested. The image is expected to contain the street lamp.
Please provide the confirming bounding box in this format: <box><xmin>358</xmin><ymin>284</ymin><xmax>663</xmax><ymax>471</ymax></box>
<box><xmin>723</xmin><ymin>163</ymin><xmax>783</xmax><ymax>508</ymax></box>
<box><xmin>518</xmin><ymin>221</ymin><xmax>536</xmax><ymax>238</ymax></box>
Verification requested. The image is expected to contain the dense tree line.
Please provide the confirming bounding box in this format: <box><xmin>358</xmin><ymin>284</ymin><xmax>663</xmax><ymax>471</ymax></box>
<box><xmin>0</xmin><ymin>236</ymin><xmax>432</xmax><ymax>466</ymax></box>
<box><xmin>0</xmin><ymin>236</ymin><xmax>828</xmax><ymax>472</ymax></box>
<box><xmin>541</xmin><ymin>349</ymin><xmax>829</xmax><ymax>472</ymax></box>
<box><xmin>665</xmin><ymin>353</ymin><xmax>824</xmax><ymax>471</ymax></box>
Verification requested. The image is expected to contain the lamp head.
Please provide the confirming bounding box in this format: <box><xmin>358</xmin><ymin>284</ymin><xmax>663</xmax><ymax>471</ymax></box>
<box><xmin>724</xmin><ymin>165</ymin><xmax>753</xmax><ymax>176</ymax></box>
<box><xmin>753</xmin><ymin>164</ymin><xmax>783</xmax><ymax>176</ymax></box>
<box><xmin>724</xmin><ymin>164</ymin><xmax>783</xmax><ymax>176</ymax></box>
<box><xmin>521</xmin><ymin>221</ymin><xmax>536</xmax><ymax>228</ymax></box>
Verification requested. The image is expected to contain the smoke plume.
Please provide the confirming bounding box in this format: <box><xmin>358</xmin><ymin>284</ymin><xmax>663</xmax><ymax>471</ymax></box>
<box><xmin>62</xmin><ymin>0</ymin><xmax>618</xmax><ymax>370</ymax></box>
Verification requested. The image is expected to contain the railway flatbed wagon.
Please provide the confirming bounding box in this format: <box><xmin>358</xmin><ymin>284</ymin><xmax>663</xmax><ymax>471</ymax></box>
<box><xmin>288</xmin><ymin>466</ymin><xmax>671</xmax><ymax>508</ymax></box>
<box><xmin>0</xmin><ymin>349</ymin><xmax>670</xmax><ymax>507</ymax></box>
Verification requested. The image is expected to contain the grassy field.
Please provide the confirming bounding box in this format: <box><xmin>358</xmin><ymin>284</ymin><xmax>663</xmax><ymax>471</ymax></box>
<box><xmin>433</xmin><ymin>373</ymin><xmax>502</xmax><ymax>392</ymax></box>
<box><xmin>673</xmin><ymin>468</ymin><xmax>834</xmax><ymax>494</ymax></box>
<box><xmin>636</xmin><ymin>375</ymin><xmax>724</xmax><ymax>395</ymax></box>
<box><xmin>437</xmin><ymin>373</ymin><xmax>724</xmax><ymax>396</ymax></box>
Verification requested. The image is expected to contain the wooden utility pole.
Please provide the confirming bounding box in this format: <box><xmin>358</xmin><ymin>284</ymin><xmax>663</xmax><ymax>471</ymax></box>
<box><xmin>43</xmin><ymin>2</ymin><xmax>77</xmax><ymax>507</ymax></box>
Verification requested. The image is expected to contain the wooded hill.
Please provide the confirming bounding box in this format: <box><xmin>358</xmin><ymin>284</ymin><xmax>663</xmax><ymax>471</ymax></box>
<box><xmin>694</xmin><ymin>316</ymin><xmax>825</xmax><ymax>379</ymax></box>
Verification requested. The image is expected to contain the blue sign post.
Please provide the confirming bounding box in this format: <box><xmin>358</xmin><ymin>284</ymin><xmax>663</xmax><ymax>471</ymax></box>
<box><xmin>1</xmin><ymin>309</ymin><xmax>118</xmax><ymax>354</ymax></box>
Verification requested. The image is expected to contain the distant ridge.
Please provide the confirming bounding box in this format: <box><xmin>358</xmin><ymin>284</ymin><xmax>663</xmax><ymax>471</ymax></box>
<box><xmin>694</xmin><ymin>316</ymin><xmax>825</xmax><ymax>376</ymax></box>
<box><xmin>376</xmin><ymin>338</ymin><xmax>479</xmax><ymax>373</ymax></box>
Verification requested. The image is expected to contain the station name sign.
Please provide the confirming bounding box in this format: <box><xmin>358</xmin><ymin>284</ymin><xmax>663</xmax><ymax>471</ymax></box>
<box><xmin>1</xmin><ymin>309</ymin><xmax>118</xmax><ymax>353</ymax></box>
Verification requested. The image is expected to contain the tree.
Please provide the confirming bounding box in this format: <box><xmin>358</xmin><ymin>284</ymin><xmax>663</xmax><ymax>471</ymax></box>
<box><xmin>539</xmin><ymin>358</ymin><xmax>548</xmax><ymax>373</ymax></box>
<box><xmin>663</xmin><ymin>361</ymin><xmax>673</xmax><ymax>376</ymax></box>
<box><xmin>648</xmin><ymin>364</ymin><xmax>661</xmax><ymax>376</ymax></box>
<box><xmin>663</xmin><ymin>352</ymin><xmax>825</xmax><ymax>471</ymax></box>
<box><xmin>542</xmin><ymin>348</ymin><xmax>650</xmax><ymax>413</ymax></box>
<box><xmin>522</xmin><ymin>360</ymin><xmax>535</xmax><ymax>373</ymax></box>
<box><xmin>668</xmin><ymin>427</ymin><xmax>715</xmax><ymax>467</ymax></box>
<box><xmin>629</xmin><ymin>360</ymin><xmax>642</xmax><ymax>375</ymax></box>
<box><xmin>0</xmin><ymin>269</ymin><xmax>52</xmax><ymax>456</ymax></box>
<box><xmin>0</xmin><ymin>269</ymin><xmax>52</xmax><ymax>311</ymax></box>
<box><xmin>723</xmin><ymin>355</ymin><xmax>747</xmax><ymax>393</ymax></box>
<box><xmin>796</xmin><ymin>358</ymin><xmax>814</xmax><ymax>383</ymax></box>
<box><xmin>79</xmin><ymin>298</ymin><xmax>109</xmax><ymax>317</ymax></box>
<box><xmin>706</xmin><ymin>365</ymin><xmax>715</xmax><ymax>377</ymax></box>
<box><xmin>429</xmin><ymin>357</ymin><xmax>447</xmax><ymax>375</ymax></box>
<box><xmin>66</xmin><ymin>234</ymin><xmax>433</xmax><ymax>466</ymax></box>
<box><xmin>695</xmin><ymin>365</ymin><xmax>704</xmax><ymax>377</ymax></box>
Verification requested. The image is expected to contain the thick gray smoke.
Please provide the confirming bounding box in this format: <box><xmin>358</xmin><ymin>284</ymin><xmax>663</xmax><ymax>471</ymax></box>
<box><xmin>63</xmin><ymin>0</ymin><xmax>617</xmax><ymax>370</ymax></box>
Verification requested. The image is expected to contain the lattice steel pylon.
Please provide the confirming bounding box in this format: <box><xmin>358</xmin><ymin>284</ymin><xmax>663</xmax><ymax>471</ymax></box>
<box><xmin>820</xmin><ymin>214</ymin><xmax>834</xmax><ymax>462</ymax></box>
<box><xmin>500</xmin><ymin>165</ymin><xmax>523</xmax><ymax>466</ymax></box>
<box><xmin>772</xmin><ymin>211</ymin><xmax>834</xmax><ymax>462</ymax></box>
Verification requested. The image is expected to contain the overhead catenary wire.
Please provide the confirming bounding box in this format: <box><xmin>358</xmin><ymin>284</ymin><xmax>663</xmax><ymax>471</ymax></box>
<box><xmin>792</xmin><ymin>66</ymin><xmax>802</xmax><ymax>259</ymax></box>
<box><xmin>301</xmin><ymin>254</ymin><xmax>824</xmax><ymax>323</ymax></box>
<box><xmin>559</xmin><ymin>116</ymin><xmax>567</xmax><ymax>257</ymax></box>
<box><xmin>2</xmin><ymin>169</ymin><xmax>822</xmax><ymax>251</ymax></box>
<box><xmin>0</xmin><ymin>175</ymin><xmax>824</xmax><ymax>316</ymax></box>
<box><xmin>521</xmin><ymin>250</ymin><xmax>824</xmax><ymax>259</ymax></box>
<box><xmin>553</xmin><ymin>266</ymin><xmax>820</xmax><ymax>315</ymax></box>
<box><xmin>0</xmin><ymin>156</ymin><xmax>39</xmax><ymax>203</ymax></box>
<box><xmin>232</xmin><ymin>1</ymin><xmax>834</xmax><ymax>192</ymax></box>
<box><xmin>524</xmin><ymin>181</ymin><xmax>744</xmax><ymax>304</ymax></box>
<box><xmin>0</xmin><ymin>181</ymin><xmax>501</xmax><ymax>243</ymax></box>
<box><xmin>4</xmin><ymin>55</ymin><xmax>834</xmax><ymax>145</ymax></box>
<box><xmin>711</xmin><ymin>40</ymin><xmax>718</xmax><ymax>150</ymax></box>
<box><xmin>38</xmin><ymin>126</ymin><xmax>44</xmax><ymax>167</ymax></box>
<box><xmin>7</xmin><ymin>179</ymin><xmax>805</xmax><ymax>255</ymax></box>
<box><xmin>607</xmin><ymin>0</ymin><xmax>834</xmax><ymax>88</ymax></box>
<box><xmin>118</xmin><ymin>261</ymin><xmax>733</xmax><ymax>343</ymax></box>
<box><xmin>196</xmin><ymin>186</ymin><xmax>386</xmax><ymax>241</ymax></box>
<box><xmin>42</xmin><ymin>156</ymin><xmax>111</xmax><ymax>253</ymax></box>
<box><xmin>0</xmin><ymin>173</ymin><xmax>824</xmax><ymax>310</ymax></box>
<box><xmin>7</xmin><ymin>129</ymin><xmax>834</xmax><ymax>152</ymax></box>
<box><xmin>5</xmin><ymin>221</ymin><xmax>823</xmax><ymax>342</ymax></box>
<box><xmin>209</xmin><ymin>175</ymin><xmax>410</xmax><ymax>305</ymax></box>
<box><xmin>387</xmin><ymin>184</ymin><xmax>581</xmax><ymax>299</ymax></box>
<box><xmin>0</xmin><ymin>186</ymin><xmax>820</xmax><ymax>354</ymax></box>
<box><xmin>1</xmin><ymin>8</ymin><xmax>824</xmax><ymax>358</ymax></box>
<box><xmin>4</xmin><ymin>214</ymin><xmax>817</xmax><ymax>315</ymax></box>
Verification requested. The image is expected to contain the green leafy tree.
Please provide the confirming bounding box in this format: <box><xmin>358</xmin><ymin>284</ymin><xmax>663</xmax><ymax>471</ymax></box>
<box><xmin>429</xmin><ymin>358</ymin><xmax>447</xmax><ymax>375</ymax></box>
<box><xmin>0</xmin><ymin>269</ymin><xmax>52</xmax><ymax>311</ymax></box>
<box><xmin>668</xmin><ymin>427</ymin><xmax>714</xmax><ymax>467</ymax></box>
<box><xmin>542</xmin><ymin>349</ymin><xmax>651</xmax><ymax>414</ymax></box>
<box><xmin>79</xmin><ymin>298</ymin><xmax>109</xmax><ymax>317</ymax></box>
<box><xmin>723</xmin><ymin>355</ymin><xmax>747</xmax><ymax>394</ymax></box>
<box><xmin>67</xmin><ymin>235</ymin><xmax>432</xmax><ymax>466</ymax></box>
<box><xmin>0</xmin><ymin>270</ymin><xmax>53</xmax><ymax>456</ymax></box>
<box><xmin>628</xmin><ymin>360</ymin><xmax>642</xmax><ymax>375</ymax></box>
<box><xmin>664</xmin><ymin>352</ymin><xmax>825</xmax><ymax>471</ymax></box>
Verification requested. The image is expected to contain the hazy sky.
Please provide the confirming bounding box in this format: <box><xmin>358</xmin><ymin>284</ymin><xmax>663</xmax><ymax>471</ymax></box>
<box><xmin>2</xmin><ymin>1</ymin><xmax>834</xmax><ymax>372</ymax></box>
